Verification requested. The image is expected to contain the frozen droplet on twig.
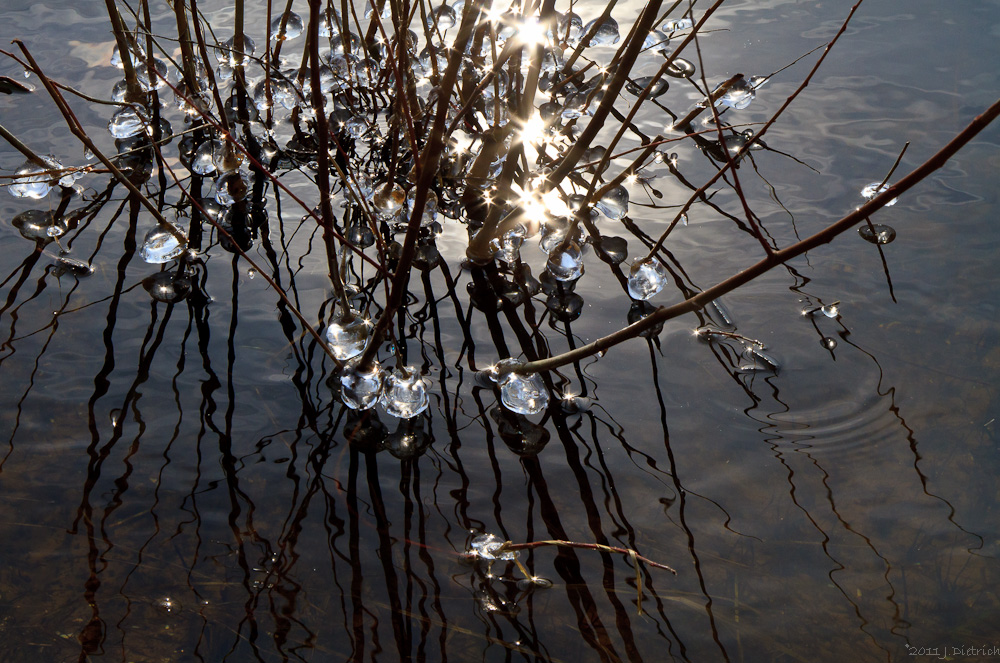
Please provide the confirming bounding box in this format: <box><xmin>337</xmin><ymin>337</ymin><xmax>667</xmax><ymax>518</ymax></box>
<box><xmin>490</xmin><ymin>225</ymin><xmax>526</xmax><ymax>263</ymax></box>
<box><xmin>339</xmin><ymin>359</ymin><xmax>384</xmax><ymax>410</ymax></box>
<box><xmin>582</xmin><ymin>17</ymin><xmax>620</xmax><ymax>45</ymax></box>
<box><xmin>596</xmin><ymin>185</ymin><xmax>629</xmax><ymax>220</ymax></box>
<box><xmin>372</xmin><ymin>182</ymin><xmax>406</xmax><ymax>222</ymax></box>
<box><xmin>380</xmin><ymin>367</ymin><xmax>430</xmax><ymax>419</ymax></box>
<box><xmin>821</xmin><ymin>337</ymin><xmax>838</xmax><ymax>351</ymax></box>
<box><xmin>108</xmin><ymin>106</ymin><xmax>149</xmax><ymax>139</ymax></box>
<box><xmin>715</xmin><ymin>77</ymin><xmax>755</xmax><ymax>110</ymax></box>
<box><xmin>468</xmin><ymin>533</ymin><xmax>517</xmax><ymax>561</ymax></box>
<box><xmin>191</xmin><ymin>139</ymin><xmax>221</xmax><ymax>175</ymax></box>
<box><xmin>215</xmin><ymin>170</ymin><xmax>248</xmax><ymax>206</ymax></box>
<box><xmin>325</xmin><ymin>309</ymin><xmax>368</xmax><ymax>360</ymax></box>
<box><xmin>8</xmin><ymin>157</ymin><xmax>62</xmax><ymax>199</ymax></box>
<box><xmin>662</xmin><ymin>17</ymin><xmax>694</xmax><ymax>32</ymax></box>
<box><xmin>499</xmin><ymin>370</ymin><xmax>549</xmax><ymax>415</ymax></box>
<box><xmin>627</xmin><ymin>259</ymin><xmax>668</xmax><ymax>300</ymax></box>
<box><xmin>140</xmin><ymin>226</ymin><xmax>187</xmax><ymax>264</ymax></box>
<box><xmin>270</xmin><ymin>11</ymin><xmax>304</xmax><ymax>40</ymax></box>
<box><xmin>546</xmin><ymin>240</ymin><xmax>584</xmax><ymax>281</ymax></box>
<box><xmin>861</xmin><ymin>181</ymin><xmax>897</xmax><ymax>206</ymax></box>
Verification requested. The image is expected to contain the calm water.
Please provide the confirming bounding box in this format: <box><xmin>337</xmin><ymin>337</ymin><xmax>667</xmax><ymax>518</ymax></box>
<box><xmin>1</xmin><ymin>0</ymin><xmax>999</xmax><ymax>661</ymax></box>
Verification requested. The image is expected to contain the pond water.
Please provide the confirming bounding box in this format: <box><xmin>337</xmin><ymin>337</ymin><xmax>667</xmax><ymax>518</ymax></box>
<box><xmin>1</xmin><ymin>0</ymin><xmax>999</xmax><ymax>661</ymax></box>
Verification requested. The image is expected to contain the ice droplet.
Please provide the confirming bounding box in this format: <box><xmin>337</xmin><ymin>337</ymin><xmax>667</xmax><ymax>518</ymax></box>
<box><xmin>582</xmin><ymin>17</ymin><xmax>620</xmax><ymax>45</ymax></box>
<box><xmin>372</xmin><ymin>182</ymin><xmax>407</xmax><ymax>222</ymax></box>
<box><xmin>861</xmin><ymin>181</ymin><xmax>897</xmax><ymax>206</ymax></box>
<box><xmin>662</xmin><ymin>17</ymin><xmax>694</xmax><ymax>32</ymax></box>
<box><xmin>339</xmin><ymin>359</ymin><xmax>385</xmax><ymax>410</ymax></box>
<box><xmin>499</xmin><ymin>371</ymin><xmax>549</xmax><ymax>415</ymax></box>
<box><xmin>858</xmin><ymin>223</ymin><xmax>896</xmax><ymax>244</ymax></box>
<box><xmin>643</xmin><ymin>29</ymin><xmax>670</xmax><ymax>53</ymax></box>
<box><xmin>430</xmin><ymin>4</ymin><xmax>456</xmax><ymax>30</ymax></box>
<box><xmin>215</xmin><ymin>170</ymin><xmax>248</xmax><ymax>206</ymax></box>
<box><xmin>821</xmin><ymin>337</ymin><xmax>838</xmax><ymax>350</ymax></box>
<box><xmin>715</xmin><ymin>77</ymin><xmax>755</xmax><ymax>110</ymax></box>
<box><xmin>270</xmin><ymin>11</ymin><xmax>304</xmax><ymax>40</ymax></box>
<box><xmin>218</xmin><ymin>34</ymin><xmax>256</xmax><ymax>67</ymax></box>
<box><xmin>108</xmin><ymin>106</ymin><xmax>148</xmax><ymax>139</ymax></box>
<box><xmin>596</xmin><ymin>185</ymin><xmax>629</xmax><ymax>219</ymax></box>
<box><xmin>8</xmin><ymin>157</ymin><xmax>62</xmax><ymax>199</ymax></box>
<box><xmin>820</xmin><ymin>303</ymin><xmax>840</xmax><ymax>319</ymax></box>
<box><xmin>380</xmin><ymin>367</ymin><xmax>430</xmax><ymax>419</ymax></box>
<box><xmin>191</xmin><ymin>139</ymin><xmax>221</xmax><ymax>175</ymax></box>
<box><xmin>325</xmin><ymin>309</ymin><xmax>369</xmax><ymax>360</ymax></box>
<box><xmin>491</xmin><ymin>225</ymin><xmax>526</xmax><ymax>263</ymax></box>
<box><xmin>627</xmin><ymin>259</ymin><xmax>668</xmax><ymax>300</ymax></box>
<box><xmin>546</xmin><ymin>240</ymin><xmax>585</xmax><ymax>281</ymax></box>
<box><xmin>468</xmin><ymin>533</ymin><xmax>517</xmax><ymax>561</ymax></box>
<box><xmin>140</xmin><ymin>226</ymin><xmax>187</xmax><ymax>264</ymax></box>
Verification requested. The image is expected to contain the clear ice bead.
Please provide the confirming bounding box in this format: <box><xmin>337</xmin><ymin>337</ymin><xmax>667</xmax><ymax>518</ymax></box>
<box><xmin>499</xmin><ymin>371</ymin><xmax>549</xmax><ymax>415</ymax></box>
<box><xmin>715</xmin><ymin>78</ymin><xmax>755</xmax><ymax>110</ymax></box>
<box><xmin>339</xmin><ymin>360</ymin><xmax>384</xmax><ymax>410</ymax></box>
<box><xmin>546</xmin><ymin>240</ymin><xmax>585</xmax><ymax>281</ymax></box>
<box><xmin>270</xmin><ymin>11</ymin><xmax>304</xmax><ymax>40</ymax></box>
<box><xmin>861</xmin><ymin>181</ymin><xmax>897</xmax><ymax>206</ymax></box>
<box><xmin>191</xmin><ymin>139</ymin><xmax>221</xmax><ymax>175</ymax></box>
<box><xmin>627</xmin><ymin>259</ymin><xmax>668</xmax><ymax>300</ymax></box>
<box><xmin>215</xmin><ymin>171</ymin><xmax>248</xmax><ymax>206</ymax></box>
<box><xmin>582</xmin><ymin>17</ymin><xmax>620</xmax><ymax>45</ymax></box>
<box><xmin>662</xmin><ymin>17</ymin><xmax>694</xmax><ymax>31</ymax></box>
<box><xmin>108</xmin><ymin>106</ymin><xmax>148</xmax><ymax>139</ymax></box>
<box><xmin>325</xmin><ymin>309</ymin><xmax>369</xmax><ymax>360</ymax></box>
<box><xmin>8</xmin><ymin>157</ymin><xmax>61</xmax><ymax>199</ymax></box>
<box><xmin>492</xmin><ymin>225</ymin><xmax>526</xmax><ymax>263</ymax></box>
<box><xmin>596</xmin><ymin>185</ymin><xmax>629</xmax><ymax>219</ymax></box>
<box><xmin>372</xmin><ymin>182</ymin><xmax>406</xmax><ymax>222</ymax></box>
<box><xmin>140</xmin><ymin>226</ymin><xmax>187</xmax><ymax>264</ymax></box>
<box><xmin>380</xmin><ymin>367</ymin><xmax>430</xmax><ymax>419</ymax></box>
<box><xmin>468</xmin><ymin>533</ymin><xmax>516</xmax><ymax>561</ymax></box>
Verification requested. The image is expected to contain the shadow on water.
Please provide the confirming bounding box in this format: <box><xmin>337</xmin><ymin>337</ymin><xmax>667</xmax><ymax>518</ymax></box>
<box><xmin>1</xmin><ymin>0</ymin><xmax>1000</xmax><ymax>661</ymax></box>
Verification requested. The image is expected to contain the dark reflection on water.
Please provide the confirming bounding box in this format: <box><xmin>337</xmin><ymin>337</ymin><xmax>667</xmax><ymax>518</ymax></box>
<box><xmin>2</xmin><ymin>0</ymin><xmax>1000</xmax><ymax>661</ymax></box>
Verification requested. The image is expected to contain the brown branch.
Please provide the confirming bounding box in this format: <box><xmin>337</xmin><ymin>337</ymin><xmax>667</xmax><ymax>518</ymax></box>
<box><xmin>517</xmin><ymin>96</ymin><xmax>1000</xmax><ymax>375</ymax></box>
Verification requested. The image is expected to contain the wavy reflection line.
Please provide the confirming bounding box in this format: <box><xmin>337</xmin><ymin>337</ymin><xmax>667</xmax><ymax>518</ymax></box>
<box><xmin>649</xmin><ymin>342</ymin><xmax>730</xmax><ymax>662</ymax></box>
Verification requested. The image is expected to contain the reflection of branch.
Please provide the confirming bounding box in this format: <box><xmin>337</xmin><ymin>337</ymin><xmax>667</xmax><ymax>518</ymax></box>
<box><xmin>519</xmin><ymin>96</ymin><xmax>1000</xmax><ymax>374</ymax></box>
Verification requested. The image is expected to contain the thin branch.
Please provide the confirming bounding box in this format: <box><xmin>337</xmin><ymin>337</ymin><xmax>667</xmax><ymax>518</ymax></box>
<box><xmin>517</xmin><ymin>96</ymin><xmax>1000</xmax><ymax>375</ymax></box>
